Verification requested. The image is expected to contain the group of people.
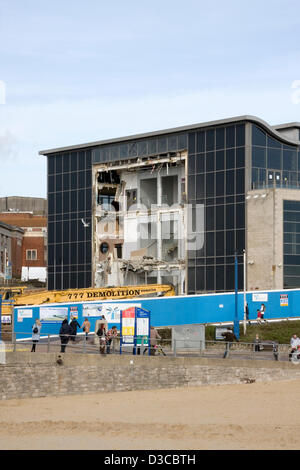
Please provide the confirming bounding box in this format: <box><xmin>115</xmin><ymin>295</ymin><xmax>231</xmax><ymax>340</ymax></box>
<box><xmin>245</xmin><ymin>302</ymin><xmax>267</xmax><ymax>324</ymax></box>
<box><xmin>59</xmin><ymin>316</ymin><xmax>92</xmax><ymax>352</ymax></box>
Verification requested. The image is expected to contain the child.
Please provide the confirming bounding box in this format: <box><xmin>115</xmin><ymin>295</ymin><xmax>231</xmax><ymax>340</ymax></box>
<box><xmin>256</xmin><ymin>309</ymin><xmax>262</xmax><ymax>324</ymax></box>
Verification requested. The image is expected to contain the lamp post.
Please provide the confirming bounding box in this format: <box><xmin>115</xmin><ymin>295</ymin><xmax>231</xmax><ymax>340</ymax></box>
<box><xmin>234</xmin><ymin>252</ymin><xmax>240</xmax><ymax>340</ymax></box>
<box><xmin>243</xmin><ymin>249</ymin><xmax>247</xmax><ymax>335</ymax></box>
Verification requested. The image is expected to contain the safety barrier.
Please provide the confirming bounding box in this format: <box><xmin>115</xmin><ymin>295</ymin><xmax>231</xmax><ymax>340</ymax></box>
<box><xmin>4</xmin><ymin>333</ymin><xmax>296</xmax><ymax>362</ymax></box>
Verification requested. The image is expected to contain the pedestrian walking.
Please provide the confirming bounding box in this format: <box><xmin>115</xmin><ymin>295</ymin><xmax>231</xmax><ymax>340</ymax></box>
<box><xmin>59</xmin><ymin>318</ymin><xmax>72</xmax><ymax>353</ymax></box>
<box><xmin>150</xmin><ymin>326</ymin><xmax>161</xmax><ymax>356</ymax></box>
<box><xmin>31</xmin><ymin>319</ymin><xmax>41</xmax><ymax>352</ymax></box>
<box><xmin>97</xmin><ymin>323</ymin><xmax>107</xmax><ymax>355</ymax></box>
<box><xmin>69</xmin><ymin>316</ymin><xmax>81</xmax><ymax>342</ymax></box>
<box><xmin>245</xmin><ymin>302</ymin><xmax>250</xmax><ymax>324</ymax></box>
<box><xmin>256</xmin><ymin>309</ymin><xmax>262</xmax><ymax>324</ymax></box>
<box><xmin>260</xmin><ymin>303</ymin><xmax>266</xmax><ymax>322</ymax></box>
<box><xmin>82</xmin><ymin>318</ymin><xmax>91</xmax><ymax>340</ymax></box>
<box><xmin>254</xmin><ymin>334</ymin><xmax>262</xmax><ymax>352</ymax></box>
<box><xmin>106</xmin><ymin>325</ymin><xmax>118</xmax><ymax>354</ymax></box>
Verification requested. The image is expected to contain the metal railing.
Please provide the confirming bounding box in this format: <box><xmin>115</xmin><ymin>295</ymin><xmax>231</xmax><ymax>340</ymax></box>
<box><xmin>3</xmin><ymin>333</ymin><xmax>296</xmax><ymax>362</ymax></box>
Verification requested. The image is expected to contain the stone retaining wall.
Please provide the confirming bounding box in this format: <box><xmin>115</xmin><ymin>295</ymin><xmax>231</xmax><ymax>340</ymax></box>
<box><xmin>1</xmin><ymin>353</ymin><xmax>300</xmax><ymax>400</ymax></box>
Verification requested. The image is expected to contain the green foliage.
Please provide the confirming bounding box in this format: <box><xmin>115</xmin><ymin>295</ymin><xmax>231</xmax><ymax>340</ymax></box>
<box><xmin>205</xmin><ymin>321</ymin><xmax>300</xmax><ymax>344</ymax></box>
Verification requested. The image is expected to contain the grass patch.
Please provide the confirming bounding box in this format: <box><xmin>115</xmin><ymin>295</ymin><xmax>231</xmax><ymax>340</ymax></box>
<box><xmin>206</xmin><ymin>320</ymin><xmax>300</xmax><ymax>344</ymax></box>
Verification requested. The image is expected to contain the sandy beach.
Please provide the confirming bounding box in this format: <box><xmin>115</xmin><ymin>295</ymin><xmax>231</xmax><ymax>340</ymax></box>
<box><xmin>0</xmin><ymin>379</ymin><xmax>299</xmax><ymax>450</ymax></box>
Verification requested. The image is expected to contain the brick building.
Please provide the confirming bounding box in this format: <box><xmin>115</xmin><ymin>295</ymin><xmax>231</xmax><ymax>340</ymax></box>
<box><xmin>0</xmin><ymin>212</ymin><xmax>47</xmax><ymax>282</ymax></box>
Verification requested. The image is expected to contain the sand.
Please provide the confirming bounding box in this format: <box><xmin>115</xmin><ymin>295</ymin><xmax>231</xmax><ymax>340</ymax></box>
<box><xmin>0</xmin><ymin>380</ymin><xmax>300</xmax><ymax>450</ymax></box>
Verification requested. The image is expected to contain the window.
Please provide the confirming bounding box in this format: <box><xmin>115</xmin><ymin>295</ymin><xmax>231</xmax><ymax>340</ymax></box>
<box><xmin>26</xmin><ymin>250</ymin><xmax>37</xmax><ymax>261</ymax></box>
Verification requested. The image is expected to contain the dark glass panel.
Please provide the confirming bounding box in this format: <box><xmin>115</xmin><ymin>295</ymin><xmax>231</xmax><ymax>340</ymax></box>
<box><xmin>236</xmin><ymin>229</ymin><xmax>245</xmax><ymax>252</ymax></box>
<box><xmin>48</xmin><ymin>157</ymin><xmax>55</xmax><ymax>175</ymax></box>
<box><xmin>196</xmin><ymin>131</ymin><xmax>205</xmax><ymax>153</ymax></box>
<box><xmin>226</xmin><ymin>149</ymin><xmax>235</xmax><ymax>169</ymax></box>
<box><xmin>70</xmin><ymin>191</ymin><xmax>77</xmax><ymax>212</ymax></box>
<box><xmin>216</xmin><ymin>265</ymin><xmax>225</xmax><ymax>291</ymax></box>
<box><xmin>56</xmin><ymin>155</ymin><xmax>62</xmax><ymax>174</ymax></box>
<box><xmin>188</xmin><ymin>175</ymin><xmax>195</xmax><ymax>200</ymax></box>
<box><xmin>252</xmin><ymin>125</ymin><xmax>266</xmax><ymax>146</ymax></box>
<box><xmin>226</xmin><ymin>230</ymin><xmax>234</xmax><ymax>255</ymax></box>
<box><xmin>120</xmin><ymin>144</ymin><xmax>129</xmax><ymax>158</ymax></box>
<box><xmin>63</xmin><ymin>192</ymin><xmax>70</xmax><ymax>213</ymax></box>
<box><xmin>226</xmin><ymin>170</ymin><xmax>234</xmax><ymax>195</ymax></box>
<box><xmin>206</xmin><ymin>151</ymin><xmax>215</xmax><ymax>172</ymax></box>
<box><xmin>196</xmin><ymin>153</ymin><xmax>205</xmax><ymax>173</ymax></box>
<box><xmin>206</xmin><ymin>266</ymin><xmax>215</xmax><ymax>291</ymax></box>
<box><xmin>226</xmin><ymin>264</ymin><xmax>234</xmax><ymax>291</ymax></box>
<box><xmin>178</xmin><ymin>133</ymin><xmax>187</xmax><ymax>149</ymax></box>
<box><xmin>85</xmin><ymin>189</ymin><xmax>92</xmax><ymax>211</ymax></box>
<box><xmin>252</xmin><ymin>147</ymin><xmax>266</xmax><ymax>168</ymax></box>
<box><xmin>236</xmin><ymin>147</ymin><xmax>245</xmax><ymax>168</ymax></box>
<box><xmin>78</xmin><ymin>189</ymin><xmax>85</xmax><ymax>212</ymax></box>
<box><xmin>62</xmin><ymin>153</ymin><xmax>70</xmax><ymax>173</ymax></box>
<box><xmin>284</xmin><ymin>201</ymin><xmax>300</xmax><ymax>211</ymax></box>
<box><xmin>195</xmin><ymin>266</ymin><xmax>205</xmax><ymax>291</ymax></box>
<box><xmin>235</xmin><ymin>203</ymin><xmax>245</xmax><ymax>229</ymax></box>
<box><xmin>56</xmin><ymin>174</ymin><xmax>62</xmax><ymax>192</ymax></box>
<box><xmin>63</xmin><ymin>221</ymin><xmax>69</xmax><ymax>243</ymax></box>
<box><xmin>206</xmin><ymin>232</ymin><xmax>215</xmax><ymax>256</ymax></box>
<box><xmin>48</xmin><ymin>223</ymin><xmax>55</xmax><ymax>244</ymax></box>
<box><xmin>267</xmin><ymin>135</ymin><xmax>282</xmax><ymax>149</ymax></box>
<box><xmin>86</xmin><ymin>149</ymin><xmax>92</xmax><ymax>168</ymax></box>
<box><xmin>63</xmin><ymin>173</ymin><xmax>70</xmax><ymax>191</ymax></box>
<box><xmin>148</xmin><ymin>139</ymin><xmax>157</xmax><ymax>154</ymax></box>
<box><xmin>48</xmin><ymin>245</ymin><xmax>54</xmax><ymax>266</ymax></box>
<box><xmin>188</xmin><ymin>133</ymin><xmax>196</xmax><ymax>154</ymax></box>
<box><xmin>78</xmin><ymin>151</ymin><xmax>86</xmax><ymax>171</ymax></box>
<box><xmin>283</xmin><ymin>150</ymin><xmax>297</xmax><ymax>171</ymax></box>
<box><xmin>206</xmin><ymin>206</ymin><xmax>215</xmax><ymax>231</ymax></box>
<box><xmin>71</xmin><ymin>172</ymin><xmax>77</xmax><ymax>190</ymax></box>
<box><xmin>216</xmin><ymin>128</ymin><xmax>225</xmax><ymax>150</ymax></box>
<box><xmin>137</xmin><ymin>141</ymin><xmax>147</xmax><ymax>157</ymax></box>
<box><xmin>205</xmin><ymin>173</ymin><xmax>214</xmax><ymax>198</ymax></box>
<box><xmin>236</xmin><ymin>168</ymin><xmax>245</xmax><ymax>194</ymax></box>
<box><xmin>216</xmin><ymin>231</ymin><xmax>224</xmax><ymax>255</ymax></box>
<box><xmin>226</xmin><ymin>204</ymin><xmax>234</xmax><ymax>229</ymax></box>
<box><xmin>226</xmin><ymin>126</ymin><xmax>235</xmax><ymax>148</ymax></box>
<box><xmin>55</xmin><ymin>193</ymin><xmax>62</xmax><ymax>214</ymax></box>
<box><xmin>206</xmin><ymin>129</ymin><xmax>215</xmax><ymax>151</ymax></box>
<box><xmin>216</xmin><ymin>206</ymin><xmax>224</xmax><ymax>232</ymax></box>
<box><xmin>70</xmin><ymin>152</ymin><xmax>78</xmax><ymax>172</ymax></box>
<box><xmin>259</xmin><ymin>169</ymin><xmax>266</xmax><ymax>186</ymax></box>
<box><xmin>216</xmin><ymin>150</ymin><xmax>224</xmax><ymax>171</ymax></box>
<box><xmin>55</xmin><ymin>223</ymin><xmax>62</xmax><ymax>244</ymax></box>
<box><xmin>85</xmin><ymin>170</ymin><xmax>92</xmax><ymax>188</ymax></box>
<box><xmin>216</xmin><ymin>171</ymin><xmax>225</xmax><ymax>196</ymax></box>
<box><xmin>48</xmin><ymin>175</ymin><xmax>55</xmax><ymax>193</ymax></box>
<box><xmin>129</xmin><ymin>142</ymin><xmax>137</xmax><ymax>157</ymax></box>
<box><xmin>188</xmin><ymin>267</ymin><xmax>195</xmax><ymax>292</ymax></box>
<box><xmin>236</xmin><ymin>124</ymin><xmax>245</xmax><ymax>147</ymax></box>
<box><xmin>188</xmin><ymin>154</ymin><xmax>195</xmax><ymax>174</ymax></box>
<box><xmin>196</xmin><ymin>174</ymin><xmax>204</xmax><ymax>199</ymax></box>
<box><xmin>267</xmin><ymin>148</ymin><xmax>281</xmax><ymax>170</ymax></box>
<box><xmin>168</xmin><ymin>135</ymin><xmax>177</xmax><ymax>151</ymax></box>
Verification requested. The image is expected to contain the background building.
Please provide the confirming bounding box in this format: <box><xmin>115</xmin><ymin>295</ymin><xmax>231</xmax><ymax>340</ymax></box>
<box><xmin>40</xmin><ymin>115</ymin><xmax>300</xmax><ymax>293</ymax></box>
<box><xmin>0</xmin><ymin>198</ymin><xmax>47</xmax><ymax>283</ymax></box>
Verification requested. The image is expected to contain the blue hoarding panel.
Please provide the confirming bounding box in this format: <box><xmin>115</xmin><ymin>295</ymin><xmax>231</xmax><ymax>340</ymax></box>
<box><xmin>13</xmin><ymin>288</ymin><xmax>300</xmax><ymax>339</ymax></box>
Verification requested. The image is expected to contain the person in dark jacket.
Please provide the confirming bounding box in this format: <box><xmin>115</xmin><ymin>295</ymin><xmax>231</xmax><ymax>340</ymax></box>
<box><xmin>59</xmin><ymin>319</ymin><xmax>72</xmax><ymax>353</ymax></box>
<box><xmin>69</xmin><ymin>316</ymin><xmax>81</xmax><ymax>342</ymax></box>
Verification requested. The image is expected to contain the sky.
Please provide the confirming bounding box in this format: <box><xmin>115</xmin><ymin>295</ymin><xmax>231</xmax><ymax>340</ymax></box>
<box><xmin>0</xmin><ymin>0</ymin><xmax>300</xmax><ymax>198</ymax></box>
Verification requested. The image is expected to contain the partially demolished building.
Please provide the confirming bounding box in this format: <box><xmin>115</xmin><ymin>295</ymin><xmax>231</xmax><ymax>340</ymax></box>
<box><xmin>41</xmin><ymin>116</ymin><xmax>300</xmax><ymax>293</ymax></box>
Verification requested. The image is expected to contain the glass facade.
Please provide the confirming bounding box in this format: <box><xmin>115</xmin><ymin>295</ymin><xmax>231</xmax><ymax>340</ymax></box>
<box><xmin>251</xmin><ymin>124</ymin><xmax>300</xmax><ymax>190</ymax></box>
<box><xmin>48</xmin><ymin>150</ymin><xmax>92</xmax><ymax>290</ymax></box>
<box><xmin>187</xmin><ymin>124</ymin><xmax>246</xmax><ymax>293</ymax></box>
<box><xmin>283</xmin><ymin>200</ymin><xmax>300</xmax><ymax>288</ymax></box>
<box><xmin>46</xmin><ymin>119</ymin><xmax>300</xmax><ymax>293</ymax></box>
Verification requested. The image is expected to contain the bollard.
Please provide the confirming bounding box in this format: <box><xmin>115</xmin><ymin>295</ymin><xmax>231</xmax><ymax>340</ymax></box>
<box><xmin>47</xmin><ymin>334</ymin><xmax>50</xmax><ymax>353</ymax></box>
<box><xmin>13</xmin><ymin>332</ymin><xmax>16</xmax><ymax>352</ymax></box>
<box><xmin>83</xmin><ymin>334</ymin><xmax>86</xmax><ymax>354</ymax></box>
<box><xmin>174</xmin><ymin>339</ymin><xmax>177</xmax><ymax>357</ymax></box>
